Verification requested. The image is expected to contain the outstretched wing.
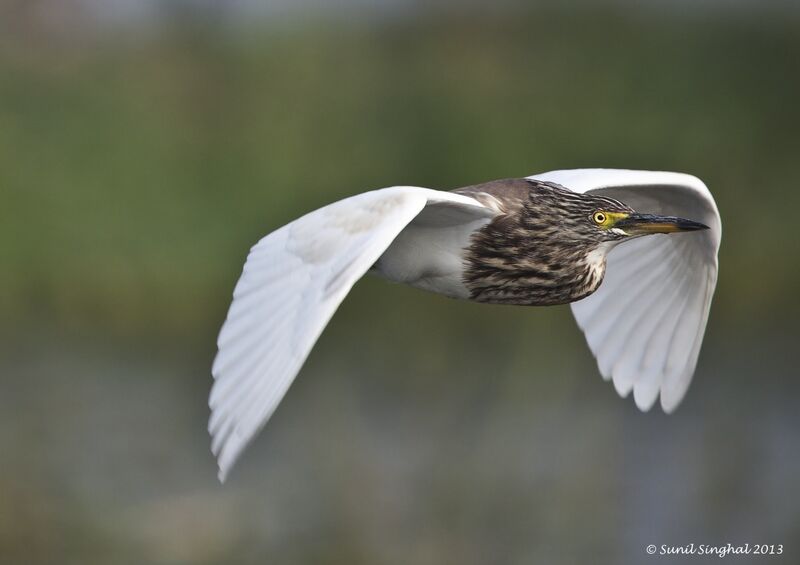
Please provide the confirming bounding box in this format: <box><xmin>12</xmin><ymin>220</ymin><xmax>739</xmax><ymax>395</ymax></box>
<box><xmin>528</xmin><ymin>169</ymin><xmax>721</xmax><ymax>413</ymax></box>
<box><xmin>209</xmin><ymin>187</ymin><xmax>493</xmax><ymax>481</ymax></box>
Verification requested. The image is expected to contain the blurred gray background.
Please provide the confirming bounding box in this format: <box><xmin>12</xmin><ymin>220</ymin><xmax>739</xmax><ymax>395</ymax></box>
<box><xmin>2</xmin><ymin>1</ymin><xmax>799</xmax><ymax>564</ymax></box>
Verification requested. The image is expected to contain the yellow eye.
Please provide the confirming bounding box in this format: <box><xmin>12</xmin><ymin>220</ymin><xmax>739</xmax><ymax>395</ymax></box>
<box><xmin>592</xmin><ymin>211</ymin><xmax>607</xmax><ymax>225</ymax></box>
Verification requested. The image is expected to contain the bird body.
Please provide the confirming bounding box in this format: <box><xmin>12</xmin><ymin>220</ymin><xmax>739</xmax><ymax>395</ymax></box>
<box><xmin>209</xmin><ymin>169</ymin><xmax>721</xmax><ymax>481</ymax></box>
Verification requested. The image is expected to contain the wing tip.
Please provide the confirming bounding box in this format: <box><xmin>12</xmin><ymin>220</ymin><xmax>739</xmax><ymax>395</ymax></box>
<box><xmin>632</xmin><ymin>384</ymin><xmax>659</xmax><ymax>412</ymax></box>
<box><xmin>660</xmin><ymin>395</ymin><xmax>681</xmax><ymax>414</ymax></box>
<box><xmin>612</xmin><ymin>373</ymin><xmax>634</xmax><ymax>397</ymax></box>
<box><xmin>659</xmin><ymin>384</ymin><xmax>689</xmax><ymax>414</ymax></box>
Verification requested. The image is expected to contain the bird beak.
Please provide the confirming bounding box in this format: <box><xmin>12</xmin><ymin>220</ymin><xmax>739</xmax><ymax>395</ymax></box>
<box><xmin>614</xmin><ymin>213</ymin><xmax>710</xmax><ymax>235</ymax></box>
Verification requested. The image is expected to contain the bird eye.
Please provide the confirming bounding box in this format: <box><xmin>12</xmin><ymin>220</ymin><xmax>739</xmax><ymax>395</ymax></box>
<box><xmin>592</xmin><ymin>212</ymin><xmax>607</xmax><ymax>225</ymax></box>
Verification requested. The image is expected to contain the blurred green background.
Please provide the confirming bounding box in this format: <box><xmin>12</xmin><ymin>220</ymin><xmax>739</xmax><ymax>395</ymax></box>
<box><xmin>2</xmin><ymin>2</ymin><xmax>799</xmax><ymax>564</ymax></box>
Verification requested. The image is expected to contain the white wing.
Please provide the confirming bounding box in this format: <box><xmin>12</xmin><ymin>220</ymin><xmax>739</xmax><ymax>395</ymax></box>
<box><xmin>209</xmin><ymin>186</ymin><xmax>493</xmax><ymax>481</ymax></box>
<box><xmin>528</xmin><ymin>169</ymin><xmax>721</xmax><ymax>413</ymax></box>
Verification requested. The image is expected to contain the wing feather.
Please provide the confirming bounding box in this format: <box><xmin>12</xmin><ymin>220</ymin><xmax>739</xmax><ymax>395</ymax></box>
<box><xmin>528</xmin><ymin>169</ymin><xmax>721</xmax><ymax>412</ymax></box>
<box><xmin>593</xmin><ymin>240</ymin><xmax>678</xmax><ymax>375</ymax></box>
<box><xmin>577</xmin><ymin>238</ymin><xmax>671</xmax><ymax>332</ymax></box>
<box><xmin>209</xmin><ymin>186</ymin><xmax>491</xmax><ymax>481</ymax></box>
<box><xmin>611</xmin><ymin>243</ymin><xmax>692</xmax><ymax>399</ymax></box>
<box><xmin>661</xmin><ymin>270</ymin><xmax>715</xmax><ymax>410</ymax></box>
<box><xmin>597</xmin><ymin>239</ymin><xmax>681</xmax><ymax>383</ymax></box>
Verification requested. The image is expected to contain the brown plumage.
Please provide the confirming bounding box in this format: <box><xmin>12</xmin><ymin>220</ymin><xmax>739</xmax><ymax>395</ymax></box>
<box><xmin>455</xmin><ymin>179</ymin><xmax>634</xmax><ymax>305</ymax></box>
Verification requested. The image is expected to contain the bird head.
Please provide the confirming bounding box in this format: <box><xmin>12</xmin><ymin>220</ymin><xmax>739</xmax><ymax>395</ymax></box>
<box><xmin>524</xmin><ymin>180</ymin><xmax>708</xmax><ymax>249</ymax></box>
<box><xmin>580</xmin><ymin>197</ymin><xmax>709</xmax><ymax>242</ymax></box>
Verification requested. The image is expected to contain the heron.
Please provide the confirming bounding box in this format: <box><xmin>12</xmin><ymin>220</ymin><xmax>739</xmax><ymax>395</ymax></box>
<box><xmin>209</xmin><ymin>168</ymin><xmax>721</xmax><ymax>482</ymax></box>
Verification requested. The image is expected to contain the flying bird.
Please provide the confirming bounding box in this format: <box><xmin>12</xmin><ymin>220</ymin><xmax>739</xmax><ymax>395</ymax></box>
<box><xmin>209</xmin><ymin>168</ymin><xmax>721</xmax><ymax>481</ymax></box>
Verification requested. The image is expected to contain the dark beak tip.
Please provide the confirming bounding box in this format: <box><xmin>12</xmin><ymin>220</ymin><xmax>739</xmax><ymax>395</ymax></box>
<box><xmin>683</xmin><ymin>220</ymin><xmax>710</xmax><ymax>231</ymax></box>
